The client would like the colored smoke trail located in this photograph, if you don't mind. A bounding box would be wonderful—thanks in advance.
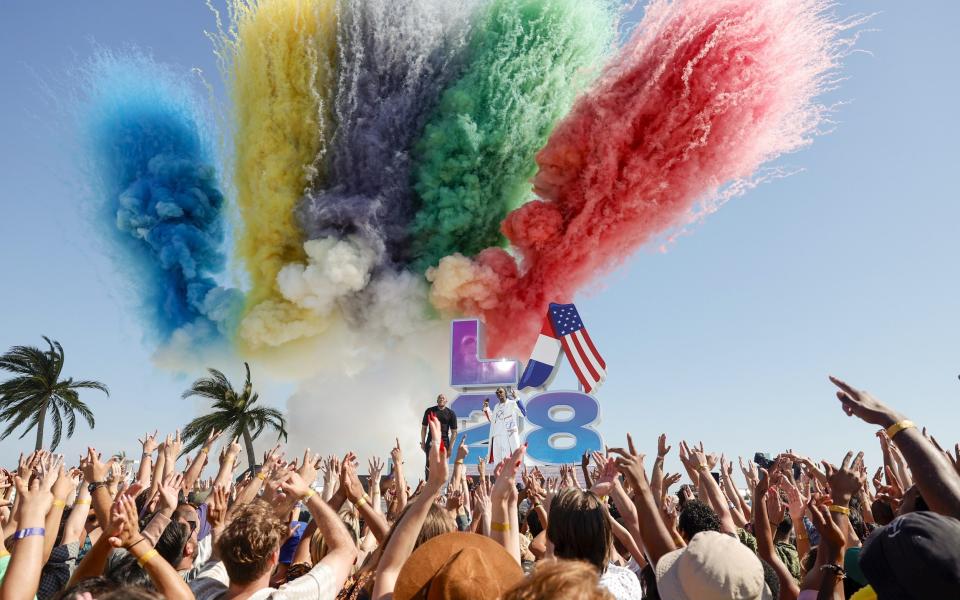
[296,0,479,265]
[273,0,479,344]
[210,0,339,348]
[407,0,615,273]
[429,0,860,356]
[79,50,242,347]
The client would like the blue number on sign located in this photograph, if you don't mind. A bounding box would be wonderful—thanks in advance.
[449,393,491,465]
[524,390,602,464]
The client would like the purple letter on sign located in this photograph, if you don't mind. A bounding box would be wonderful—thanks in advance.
[450,319,519,388]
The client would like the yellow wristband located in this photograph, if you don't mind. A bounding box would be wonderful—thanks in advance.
[301,489,316,501]
[885,420,915,440]
[74,499,91,505]
[354,495,368,508]
[137,548,159,568]
[53,499,66,509]
[491,521,510,532]
[454,460,464,465]
[257,472,267,481]
[828,505,851,516]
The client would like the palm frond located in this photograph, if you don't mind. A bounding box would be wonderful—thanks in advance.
[66,379,110,396]
[49,403,63,450]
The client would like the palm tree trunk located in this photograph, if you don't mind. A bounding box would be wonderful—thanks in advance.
[242,427,257,475]
[35,399,48,451]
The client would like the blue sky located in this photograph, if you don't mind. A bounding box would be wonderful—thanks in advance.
[1,1,958,479]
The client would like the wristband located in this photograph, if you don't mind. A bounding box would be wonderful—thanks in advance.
[491,521,510,532]
[74,498,91,505]
[885,420,915,440]
[301,489,316,501]
[0,551,8,558]
[137,548,159,567]
[820,563,846,579]
[126,537,148,550]
[454,460,464,465]
[354,495,368,508]
[828,505,851,516]
[53,499,66,509]
[256,472,267,481]
[13,527,45,540]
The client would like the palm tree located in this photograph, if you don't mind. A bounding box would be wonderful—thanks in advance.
[0,337,109,450]
[181,362,286,471]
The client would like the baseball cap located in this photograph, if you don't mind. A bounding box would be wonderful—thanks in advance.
[655,531,774,600]
[859,511,960,598]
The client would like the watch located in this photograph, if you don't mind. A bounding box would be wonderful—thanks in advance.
[87,481,107,493]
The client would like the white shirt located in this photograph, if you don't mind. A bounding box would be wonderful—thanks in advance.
[190,559,337,600]
[600,563,643,600]
[490,400,521,438]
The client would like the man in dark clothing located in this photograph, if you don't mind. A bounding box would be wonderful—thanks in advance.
[421,393,458,479]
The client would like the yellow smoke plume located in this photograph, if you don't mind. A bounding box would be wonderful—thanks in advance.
[212,0,338,348]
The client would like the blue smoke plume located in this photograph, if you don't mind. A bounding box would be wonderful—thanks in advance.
[80,50,241,344]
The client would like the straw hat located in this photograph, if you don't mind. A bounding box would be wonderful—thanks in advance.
[395,532,524,600]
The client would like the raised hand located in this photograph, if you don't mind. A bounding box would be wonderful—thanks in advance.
[278,471,313,500]
[662,472,682,494]
[658,434,671,457]
[390,438,403,467]
[157,472,183,513]
[424,413,448,490]
[829,376,904,427]
[51,464,77,503]
[340,454,366,503]
[609,434,648,490]
[297,448,322,484]
[106,495,142,549]
[455,437,469,462]
[80,448,109,483]
[368,457,384,482]
[782,479,808,521]
[139,431,160,455]
[823,451,866,505]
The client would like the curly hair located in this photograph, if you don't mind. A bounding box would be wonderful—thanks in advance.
[677,500,720,541]
[216,499,289,584]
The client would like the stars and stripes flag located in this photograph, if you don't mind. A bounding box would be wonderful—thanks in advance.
[517,302,606,393]
[548,303,606,393]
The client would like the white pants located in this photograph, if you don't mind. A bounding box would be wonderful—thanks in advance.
[488,431,520,465]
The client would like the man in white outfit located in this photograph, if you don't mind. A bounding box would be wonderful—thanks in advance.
[485,387,526,465]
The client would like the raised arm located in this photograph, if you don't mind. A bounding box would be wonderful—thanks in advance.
[341,455,390,542]
[111,494,193,600]
[391,439,407,513]
[137,431,159,487]
[44,460,75,562]
[687,444,737,535]
[182,429,220,492]
[490,445,526,564]
[753,471,800,600]
[830,376,960,518]
[0,467,57,600]
[212,438,241,490]
[281,471,358,591]
[373,414,448,600]
[610,434,678,566]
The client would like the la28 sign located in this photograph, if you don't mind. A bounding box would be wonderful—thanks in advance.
[448,319,602,465]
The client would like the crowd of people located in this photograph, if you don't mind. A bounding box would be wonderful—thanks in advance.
[0,375,958,600]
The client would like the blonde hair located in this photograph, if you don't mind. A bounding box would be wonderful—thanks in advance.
[503,560,614,600]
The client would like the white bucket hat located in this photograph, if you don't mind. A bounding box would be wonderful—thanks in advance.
[655,531,775,600]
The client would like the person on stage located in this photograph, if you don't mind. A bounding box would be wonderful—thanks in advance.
[420,393,457,479]
[487,387,526,465]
